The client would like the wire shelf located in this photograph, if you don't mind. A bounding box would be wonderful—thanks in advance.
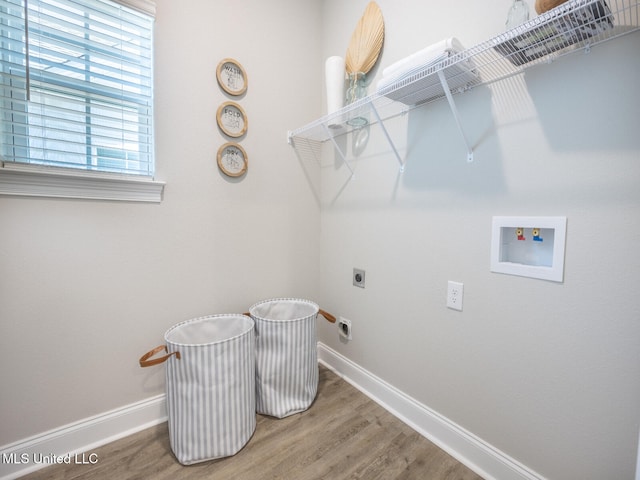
[288,0,639,148]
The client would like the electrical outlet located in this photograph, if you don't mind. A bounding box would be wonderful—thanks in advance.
[447,281,464,311]
[337,317,352,340]
[353,268,365,288]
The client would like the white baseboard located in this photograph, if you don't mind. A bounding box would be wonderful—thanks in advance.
[2,345,546,480]
[0,395,167,480]
[317,342,546,480]
[636,428,640,480]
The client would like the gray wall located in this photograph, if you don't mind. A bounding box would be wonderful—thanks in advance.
[0,0,321,444]
[316,1,640,479]
[1,1,638,479]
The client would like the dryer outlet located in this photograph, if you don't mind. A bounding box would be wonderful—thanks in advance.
[338,317,352,340]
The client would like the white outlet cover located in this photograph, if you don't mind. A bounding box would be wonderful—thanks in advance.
[338,316,352,340]
[447,281,464,311]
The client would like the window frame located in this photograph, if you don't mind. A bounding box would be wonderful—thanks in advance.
[0,0,163,203]
[0,160,164,202]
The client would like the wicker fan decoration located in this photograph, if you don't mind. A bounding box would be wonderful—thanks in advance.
[535,0,569,14]
[345,2,385,77]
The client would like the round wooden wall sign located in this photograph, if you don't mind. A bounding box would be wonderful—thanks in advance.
[217,142,248,177]
[216,101,247,138]
[216,58,247,96]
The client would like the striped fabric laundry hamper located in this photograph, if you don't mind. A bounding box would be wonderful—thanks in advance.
[249,298,334,418]
[139,314,255,465]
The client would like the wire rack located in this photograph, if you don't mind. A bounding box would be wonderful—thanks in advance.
[288,0,639,156]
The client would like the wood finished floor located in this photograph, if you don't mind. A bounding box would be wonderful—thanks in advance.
[21,366,483,480]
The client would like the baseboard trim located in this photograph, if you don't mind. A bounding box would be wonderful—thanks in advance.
[317,342,546,480]
[2,346,545,480]
[0,395,167,480]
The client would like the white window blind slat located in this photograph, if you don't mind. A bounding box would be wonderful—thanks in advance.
[3,93,153,125]
[0,0,154,177]
[28,22,153,70]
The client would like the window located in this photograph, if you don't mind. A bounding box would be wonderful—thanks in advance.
[0,0,163,201]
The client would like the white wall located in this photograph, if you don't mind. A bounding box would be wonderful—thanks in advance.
[316,1,640,479]
[0,0,321,445]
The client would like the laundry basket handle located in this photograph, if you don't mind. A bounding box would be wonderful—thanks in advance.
[139,345,181,367]
[319,309,336,323]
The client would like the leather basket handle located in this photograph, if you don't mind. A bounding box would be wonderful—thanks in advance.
[319,309,336,323]
[139,345,181,367]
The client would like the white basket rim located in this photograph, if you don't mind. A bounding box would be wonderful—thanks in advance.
[248,297,319,323]
[164,313,254,347]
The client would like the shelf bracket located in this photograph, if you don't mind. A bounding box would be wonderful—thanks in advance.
[322,124,354,177]
[437,70,474,163]
[369,104,405,172]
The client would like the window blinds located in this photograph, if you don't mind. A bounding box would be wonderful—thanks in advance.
[0,0,155,176]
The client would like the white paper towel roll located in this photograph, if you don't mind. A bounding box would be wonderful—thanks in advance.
[325,56,345,115]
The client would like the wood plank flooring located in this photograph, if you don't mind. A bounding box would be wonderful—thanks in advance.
[21,366,483,480]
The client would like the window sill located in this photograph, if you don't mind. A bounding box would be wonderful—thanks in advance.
[0,162,165,203]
